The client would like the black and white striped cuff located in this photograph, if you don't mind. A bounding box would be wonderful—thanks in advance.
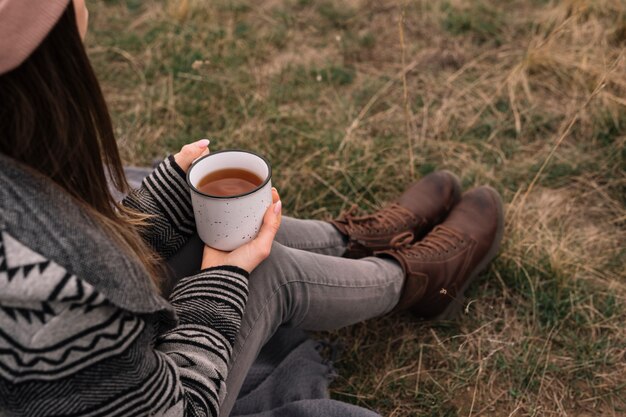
[170,266,250,314]
[142,155,195,235]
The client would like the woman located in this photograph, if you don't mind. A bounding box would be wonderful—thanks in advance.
[0,1,503,416]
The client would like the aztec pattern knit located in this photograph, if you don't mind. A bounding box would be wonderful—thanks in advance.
[0,155,249,417]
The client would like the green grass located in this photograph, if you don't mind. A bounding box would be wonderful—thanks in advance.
[90,0,625,415]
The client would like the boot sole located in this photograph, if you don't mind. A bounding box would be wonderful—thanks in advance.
[432,186,505,321]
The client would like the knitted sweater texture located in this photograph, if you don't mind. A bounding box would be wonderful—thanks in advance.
[0,154,248,417]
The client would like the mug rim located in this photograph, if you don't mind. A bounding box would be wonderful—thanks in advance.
[186,149,272,199]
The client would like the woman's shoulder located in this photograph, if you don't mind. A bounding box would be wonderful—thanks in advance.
[0,154,173,316]
[0,227,153,385]
[0,228,108,310]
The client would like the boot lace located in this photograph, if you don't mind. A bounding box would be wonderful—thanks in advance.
[399,225,466,257]
[390,231,414,248]
[339,203,418,235]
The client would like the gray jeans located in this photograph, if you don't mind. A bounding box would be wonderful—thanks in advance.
[166,216,404,417]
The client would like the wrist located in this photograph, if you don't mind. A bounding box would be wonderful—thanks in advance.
[198,264,250,278]
[167,154,187,179]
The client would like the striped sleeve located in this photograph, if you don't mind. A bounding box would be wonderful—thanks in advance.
[0,230,249,417]
[122,155,195,258]
[157,266,249,416]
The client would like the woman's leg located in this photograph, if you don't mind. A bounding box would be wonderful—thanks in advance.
[164,216,347,294]
[164,214,401,416]
[219,242,404,417]
[273,216,347,256]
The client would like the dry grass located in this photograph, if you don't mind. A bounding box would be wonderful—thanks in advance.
[90,0,625,415]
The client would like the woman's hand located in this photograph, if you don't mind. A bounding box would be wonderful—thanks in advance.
[173,139,210,173]
[201,188,282,273]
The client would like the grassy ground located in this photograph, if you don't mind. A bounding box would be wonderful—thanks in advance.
[90,0,625,415]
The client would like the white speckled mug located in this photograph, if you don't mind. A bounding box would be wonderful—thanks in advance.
[187,150,272,251]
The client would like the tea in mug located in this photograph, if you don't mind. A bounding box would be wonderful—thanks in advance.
[197,168,263,197]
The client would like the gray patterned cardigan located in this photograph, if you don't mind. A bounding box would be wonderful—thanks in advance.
[0,154,248,417]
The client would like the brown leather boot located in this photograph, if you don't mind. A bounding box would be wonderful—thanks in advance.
[378,186,504,319]
[329,171,462,258]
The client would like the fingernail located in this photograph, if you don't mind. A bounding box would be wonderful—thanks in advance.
[197,138,210,148]
[273,200,282,214]
[272,187,277,193]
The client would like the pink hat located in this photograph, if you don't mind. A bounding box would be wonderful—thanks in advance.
[0,0,71,74]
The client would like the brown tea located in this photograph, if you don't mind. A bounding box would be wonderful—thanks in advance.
[197,168,263,196]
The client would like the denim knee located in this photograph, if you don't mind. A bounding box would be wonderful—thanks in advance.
[247,242,309,328]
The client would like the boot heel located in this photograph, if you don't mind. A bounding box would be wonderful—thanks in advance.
[435,293,465,321]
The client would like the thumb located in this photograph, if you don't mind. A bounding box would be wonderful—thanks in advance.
[247,199,282,258]
[174,139,210,172]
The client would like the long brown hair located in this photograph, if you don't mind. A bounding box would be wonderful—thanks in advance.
[0,3,163,289]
